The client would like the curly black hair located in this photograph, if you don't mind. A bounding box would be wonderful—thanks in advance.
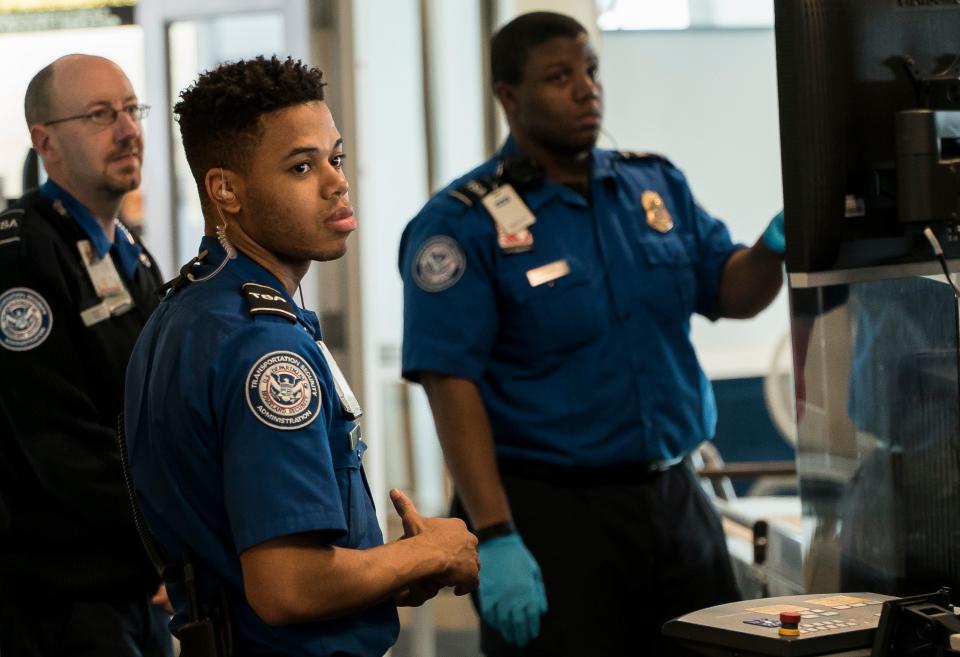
[491,12,586,86]
[174,55,326,205]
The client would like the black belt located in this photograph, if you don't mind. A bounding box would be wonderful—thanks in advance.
[497,455,687,486]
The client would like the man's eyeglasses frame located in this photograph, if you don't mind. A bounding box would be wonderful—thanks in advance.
[42,104,151,127]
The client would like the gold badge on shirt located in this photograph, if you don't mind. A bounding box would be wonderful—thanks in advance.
[642,190,673,233]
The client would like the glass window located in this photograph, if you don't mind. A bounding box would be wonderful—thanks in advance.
[597,0,773,31]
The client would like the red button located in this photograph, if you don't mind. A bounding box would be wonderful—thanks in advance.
[780,612,802,624]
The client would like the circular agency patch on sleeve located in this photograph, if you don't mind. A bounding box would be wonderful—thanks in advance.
[245,350,322,430]
[413,235,466,292]
[0,287,53,352]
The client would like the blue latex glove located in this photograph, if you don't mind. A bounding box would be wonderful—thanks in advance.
[762,209,785,254]
[478,534,548,647]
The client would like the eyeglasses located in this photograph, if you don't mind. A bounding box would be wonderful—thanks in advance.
[43,104,151,127]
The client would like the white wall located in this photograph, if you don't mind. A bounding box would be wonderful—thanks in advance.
[425,1,486,191]
[601,28,787,379]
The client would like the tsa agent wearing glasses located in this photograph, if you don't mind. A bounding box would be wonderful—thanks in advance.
[0,55,170,657]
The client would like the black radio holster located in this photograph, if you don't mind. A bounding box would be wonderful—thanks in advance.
[175,547,233,657]
[117,413,233,657]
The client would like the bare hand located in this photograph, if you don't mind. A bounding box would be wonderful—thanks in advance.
[390,489,479,594]
[395,578,443,607]
[390,488,427,539]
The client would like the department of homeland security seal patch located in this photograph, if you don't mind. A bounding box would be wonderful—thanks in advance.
[246,351,321,430]
[413,235,466,292]
[0,287,52,351]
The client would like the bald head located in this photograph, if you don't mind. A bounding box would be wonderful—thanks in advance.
[26,53,144,214]
[24,54,128,127]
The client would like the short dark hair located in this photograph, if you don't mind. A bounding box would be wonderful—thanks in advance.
[24,61,56,126]
[490,11,587,86]
[174,55,326,204]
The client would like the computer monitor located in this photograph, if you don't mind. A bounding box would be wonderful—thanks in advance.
[775,0,960,273]
[871,588,960,657]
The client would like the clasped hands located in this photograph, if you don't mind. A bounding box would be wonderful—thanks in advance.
[390,489,480,607]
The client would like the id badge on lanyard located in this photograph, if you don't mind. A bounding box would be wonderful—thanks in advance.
[316,340,362,419]
[77,240,133,325]
[482,182,536,254]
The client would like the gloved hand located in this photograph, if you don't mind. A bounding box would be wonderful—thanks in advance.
[478,533,548,647]
[762,209,785,254]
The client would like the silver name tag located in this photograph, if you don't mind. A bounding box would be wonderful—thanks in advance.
[526,259,571,287]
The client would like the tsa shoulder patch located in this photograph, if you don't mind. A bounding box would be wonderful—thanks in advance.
[242,282,296,322]
[245,350,321,430]
[413,235,466,292]
[448,178,494,208]
[0,208,24,247]
[0,287,53,351]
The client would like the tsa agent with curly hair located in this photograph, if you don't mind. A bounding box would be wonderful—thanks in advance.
[124,56,479,657]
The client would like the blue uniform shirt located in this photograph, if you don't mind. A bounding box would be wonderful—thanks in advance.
[125,237,398,656]
[40,179,144,278]
[399,139,742,466]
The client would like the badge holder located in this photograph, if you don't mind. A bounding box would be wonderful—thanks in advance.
[481,182,537,254]
[316,340,365,451]
[77,240,134,325]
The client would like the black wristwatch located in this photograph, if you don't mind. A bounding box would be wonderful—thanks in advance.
[475,520,516,543]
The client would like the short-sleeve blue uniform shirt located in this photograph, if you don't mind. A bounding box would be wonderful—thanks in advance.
[125,237,398,656]
[400,139,742,466]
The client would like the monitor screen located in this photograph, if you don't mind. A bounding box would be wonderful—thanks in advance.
[775,0,960,273]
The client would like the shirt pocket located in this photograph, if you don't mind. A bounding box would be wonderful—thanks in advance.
[501,257,606,355]
[635,234,696,318]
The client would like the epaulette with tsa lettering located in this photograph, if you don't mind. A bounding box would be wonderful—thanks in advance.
[617,150,675,168]
[448,176,496,208]
[447,156,547,208]
[242,282,296,322]
[0,208,24,248]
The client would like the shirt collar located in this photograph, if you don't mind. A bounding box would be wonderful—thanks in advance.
[496,135,612,212]
[197,236,322,337]
[40,179,144,278]
[591,149,618,180]
[497,135,614,179]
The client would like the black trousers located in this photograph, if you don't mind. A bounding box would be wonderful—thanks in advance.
[0,593,172,657]
[456,462,740,657]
